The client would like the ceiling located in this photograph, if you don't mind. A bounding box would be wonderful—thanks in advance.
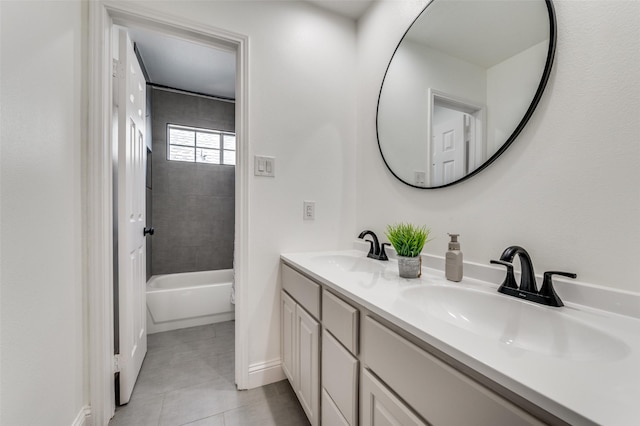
[128,26,237,100]
[406,0,549,68]
[305,0,374,20]
[127,1,372,100]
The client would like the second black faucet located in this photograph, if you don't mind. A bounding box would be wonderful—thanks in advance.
[491,245,576,307]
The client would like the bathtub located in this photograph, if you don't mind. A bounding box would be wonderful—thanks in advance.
[146,269,235,334]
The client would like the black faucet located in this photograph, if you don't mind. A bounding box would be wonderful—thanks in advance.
[491,245,576,307]
[358,230,389,261]
[497,246,537,293]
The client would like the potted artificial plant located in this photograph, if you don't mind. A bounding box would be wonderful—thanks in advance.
[385,223,431,278]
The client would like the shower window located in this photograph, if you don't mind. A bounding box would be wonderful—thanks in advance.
[167,124,236,165]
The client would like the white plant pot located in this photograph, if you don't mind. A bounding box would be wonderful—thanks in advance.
[397,255,422,279]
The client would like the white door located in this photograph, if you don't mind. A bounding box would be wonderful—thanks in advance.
[432,114,466,186]
[116,29,147,405]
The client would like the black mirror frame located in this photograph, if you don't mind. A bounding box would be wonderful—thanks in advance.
[376,0,557,189]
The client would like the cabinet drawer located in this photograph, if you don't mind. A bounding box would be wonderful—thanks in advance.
[322,330,358,425]
[282,264,320,319]
[322,388,350,426]
[362,316,543,426]
[323,290,359,354]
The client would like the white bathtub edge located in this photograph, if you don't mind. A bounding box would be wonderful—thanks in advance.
[147,311,235,334]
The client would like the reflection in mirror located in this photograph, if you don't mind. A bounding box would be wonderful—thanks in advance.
[377,0,556,188]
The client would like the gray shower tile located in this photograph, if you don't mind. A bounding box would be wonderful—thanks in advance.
[167,165,199,196]
[152,245,197,275]
[194,167,235,197]
[194,245,231,271]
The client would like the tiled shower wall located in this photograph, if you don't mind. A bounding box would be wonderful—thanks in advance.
[150,88,235,275]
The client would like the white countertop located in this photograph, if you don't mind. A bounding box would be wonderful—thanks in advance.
[281,249,640,426]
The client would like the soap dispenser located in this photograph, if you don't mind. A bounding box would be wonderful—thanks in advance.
[446,233,463,282]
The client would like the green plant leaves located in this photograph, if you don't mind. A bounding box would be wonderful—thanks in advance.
[385,223,431,258]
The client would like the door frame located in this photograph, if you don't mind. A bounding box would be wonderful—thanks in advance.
[426,88,485,186]
[87,2,250,424]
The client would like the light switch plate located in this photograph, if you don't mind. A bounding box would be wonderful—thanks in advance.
[254,155,275,177]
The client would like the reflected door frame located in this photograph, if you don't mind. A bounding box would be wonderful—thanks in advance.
[426,89,486,187]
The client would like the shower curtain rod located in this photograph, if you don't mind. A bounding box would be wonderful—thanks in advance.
[148,83,236,104]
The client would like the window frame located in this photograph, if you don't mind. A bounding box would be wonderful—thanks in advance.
[166,123,236,165]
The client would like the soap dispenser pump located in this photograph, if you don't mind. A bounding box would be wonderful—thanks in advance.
[446,233,463,282]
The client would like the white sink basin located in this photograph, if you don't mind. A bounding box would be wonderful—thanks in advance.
[308,254,386,273]
[401,285,629,361]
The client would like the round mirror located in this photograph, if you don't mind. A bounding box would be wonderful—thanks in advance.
[377,0,556,188]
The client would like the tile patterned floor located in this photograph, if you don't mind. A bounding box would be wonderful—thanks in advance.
[109,321,310,426]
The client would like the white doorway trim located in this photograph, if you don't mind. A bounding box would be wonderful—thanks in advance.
[87,2,250,424]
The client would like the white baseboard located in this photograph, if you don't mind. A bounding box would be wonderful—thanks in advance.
[72,406,92,426]
[247,358,286,389]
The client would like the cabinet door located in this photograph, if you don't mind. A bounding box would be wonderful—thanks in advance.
[296,305,320,426]
[323,388,350,426]
[361,369,427,426]
[322,330,358,425]
[281,291,296,385]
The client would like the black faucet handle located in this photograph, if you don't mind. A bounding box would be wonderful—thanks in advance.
[490,259,518,290]
[539,271,576,307]
[363,239,375,256]
[378,243,390,261]
[543,271,577,280]
[491,259,512,268]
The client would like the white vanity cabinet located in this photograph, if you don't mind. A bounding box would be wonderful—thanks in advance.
[281,265,321,426]
[281,260,551,426]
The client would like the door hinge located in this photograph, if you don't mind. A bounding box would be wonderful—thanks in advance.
[113,354,122,373]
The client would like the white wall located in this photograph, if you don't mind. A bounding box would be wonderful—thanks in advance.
[486,40,549,153]
[1,0,356,422]
[0,1,87,425]
[125,0,357,384]
[357,0,640,293]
